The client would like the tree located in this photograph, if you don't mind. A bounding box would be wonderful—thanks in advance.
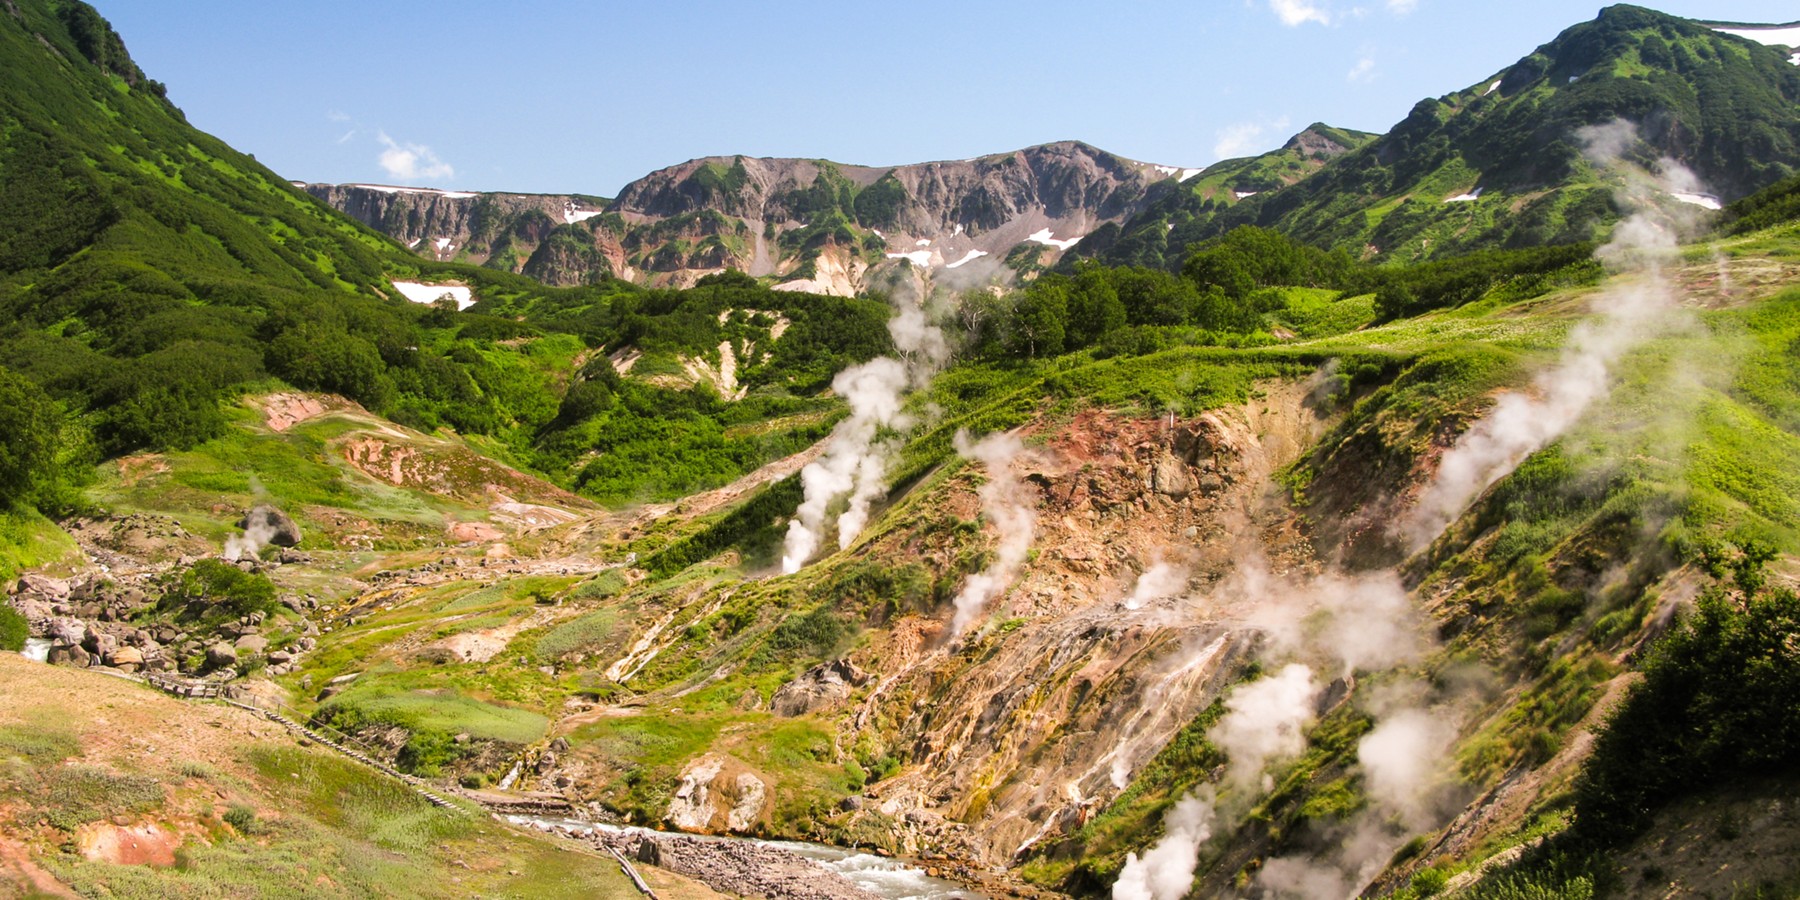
[1011,281,1069,358]
[0,367,62,509]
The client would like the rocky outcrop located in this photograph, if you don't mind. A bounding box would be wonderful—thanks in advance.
[665,753,770,834]
[298,184,609,262]
[770,659,870,717]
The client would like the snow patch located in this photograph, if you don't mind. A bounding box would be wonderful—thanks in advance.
[1026,228,1082,251]
[1154,165,1178,177]
[1179,168,1203,182]
[563,202,604,224]
[391,281,475,311]
[1568,75,1578,83]
[915,238,932,247]
[1485,79,1502,95]
[1711,24,1800,48]
[1669,191,1722,211]
[945,249,989,269]
[886,250,934,267]
[350,184,477,199]
[407,238,422,249]
[953,223,964,236]
[434,237,453,252]
[1233,191,1259,200]
[1445,188,1483,203]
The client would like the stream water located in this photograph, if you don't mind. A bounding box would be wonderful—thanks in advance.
[20,638,50,663]
[506,815,982,900]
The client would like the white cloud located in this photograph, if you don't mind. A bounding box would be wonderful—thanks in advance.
[336,129,356,145]
[377,132,454,183]
[1386,0,1418,12]
[326,109,351,123]
[1268,0,1331,26]
[1348,57,1376,82]
[1214,116,1290,160]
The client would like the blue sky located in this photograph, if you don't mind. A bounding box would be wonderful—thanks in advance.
[92,1,1799,196]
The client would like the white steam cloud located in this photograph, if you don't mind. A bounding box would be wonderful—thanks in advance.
[1110,546,1446,899]
[1357,707,1459,830]
[1213,663,1321,788]
[1255,703,1460,899]
[782,358,912,572]
[1125,561,1189,611]
[781,285,950,573]
[1112,790,1218,900]
[947,430,1038,636]
[224,517,277,563]
[1401,120,1701,549]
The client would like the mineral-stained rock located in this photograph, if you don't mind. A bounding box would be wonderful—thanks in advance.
[1150,451,1193,498]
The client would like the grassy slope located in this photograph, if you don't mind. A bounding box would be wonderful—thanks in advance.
[0,654,721,899]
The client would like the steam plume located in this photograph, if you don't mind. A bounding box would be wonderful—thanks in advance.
[782,284,949,573]
[1125,561,1189,611]
[1112,789,1217,900]
[224,517,277,562]
[948,430,1037,636]
[1402,120,1702,549]
[1213,663,1322,789]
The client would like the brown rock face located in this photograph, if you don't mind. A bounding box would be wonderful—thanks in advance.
[307,141,1190,294]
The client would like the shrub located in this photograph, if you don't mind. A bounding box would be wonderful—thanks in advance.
[0,605,27,651]
[154,559,279,624]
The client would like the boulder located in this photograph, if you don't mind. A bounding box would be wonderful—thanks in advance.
[205,642,238,670]
[16,574,69,600]
[49,643,90,668]
[1150,451,1192,498]
[234,634,269,655]
[108,646,145,671]
[48,619,86,647]
[235,504,303,548]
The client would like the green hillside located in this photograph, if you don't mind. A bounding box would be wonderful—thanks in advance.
[4,2,1800,899]
[1080,4,1800,270]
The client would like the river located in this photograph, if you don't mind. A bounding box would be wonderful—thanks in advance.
[506,815,982,900]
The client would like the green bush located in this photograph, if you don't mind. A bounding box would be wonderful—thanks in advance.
[0,604,27,652]
[1573,546,1800,842]
[153,558,279,624]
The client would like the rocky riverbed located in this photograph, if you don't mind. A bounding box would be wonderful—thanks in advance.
[512,816,981,900]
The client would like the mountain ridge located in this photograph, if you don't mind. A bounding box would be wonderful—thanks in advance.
[308,139,1201,294]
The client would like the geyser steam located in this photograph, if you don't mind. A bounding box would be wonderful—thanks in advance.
[781,284,949,573]
[1402,120,1705,549]
[947,430,1037,636]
